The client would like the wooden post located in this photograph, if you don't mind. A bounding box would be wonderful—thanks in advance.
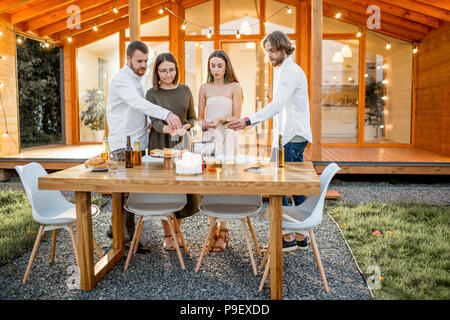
[129,0,141,41]
[310,0,322,161]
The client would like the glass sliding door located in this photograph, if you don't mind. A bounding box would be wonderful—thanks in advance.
[322,39,359,144]
[221,42,270,160]
[365,31,413,144]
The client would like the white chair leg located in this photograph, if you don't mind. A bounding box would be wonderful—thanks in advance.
[241,218,257,276]
[167,216,185,270]
[68,225,79,268]
[261,242,270,269]
[133,218,145,254]
[247,216,261,256]
[172,213,189,254]
[51,229,58,263]
[93,238,103,259]
[195,217,217,272]
[309,229,329,293]
[258,255,270,291]
[124,215,143,271]
[22,225,45,284]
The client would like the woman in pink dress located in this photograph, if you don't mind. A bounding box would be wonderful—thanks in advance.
[198,50,243,252]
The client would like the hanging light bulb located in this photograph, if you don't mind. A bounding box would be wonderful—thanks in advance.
[159,7,165,14]
[181,21,186,30]
[207,29,212,38]
[332,51,344,63]
[356,31,362,37]
[340,45,352,57]
[413,45,418,54]
[67,36,73,43]
[0,56,6,61]
[44,41,50,48]
[17,37,23,44]
[236,30,241,39]
[335,12,342,19]
[112,6,118,14]
[93,24,98,32]
[386,41,391,50]
[286,6,292,14]
[264,21,269,27]
[0,31,3,36]
[2,132,8,138]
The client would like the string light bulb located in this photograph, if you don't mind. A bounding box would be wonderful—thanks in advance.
[181,21,186,30]
[159,7,165,14]
[112,6,118,14]
[17,37,22,44]
[286,6,292,14]
[67,36,73,43]
[93,24,98,32]
[0,56,6,61]
[356,31,362,37]
[44,41,50,48]
[413,45,418,54]
[0,31,3,36]
[236,30,241,39]
[207,29,212,39]
[335,12,342,19]
[386,41,391,50]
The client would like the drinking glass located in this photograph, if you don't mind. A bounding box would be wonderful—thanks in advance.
[108,152,118,174]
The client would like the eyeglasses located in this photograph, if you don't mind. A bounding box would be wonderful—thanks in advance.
[158,68,177,74]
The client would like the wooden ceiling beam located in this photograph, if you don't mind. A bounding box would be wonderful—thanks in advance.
[180,0,212,9]
[323,3,423,42]
[52,0,162,42]
[414,0,450,12]
[378,0,450,22]
[23,0,112,32]
[325,0,429,34]
[11,0,74,24]
[37,0,129,37]
[0,0,32,15]
[341,0,440,29]
[68,1,171,47]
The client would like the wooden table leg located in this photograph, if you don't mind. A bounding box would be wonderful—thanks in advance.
[112,193,125,250]
[269,195,283,300]
[75,191,95,291]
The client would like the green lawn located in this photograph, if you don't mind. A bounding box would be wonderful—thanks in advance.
[327,201,450,300]
[0,189,108,266]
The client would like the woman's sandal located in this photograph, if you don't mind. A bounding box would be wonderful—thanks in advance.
[163,235,176,251]
[212,228,230,253]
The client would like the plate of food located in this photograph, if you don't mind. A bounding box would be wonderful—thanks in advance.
[84,154,108,171]
[149,148,184,158]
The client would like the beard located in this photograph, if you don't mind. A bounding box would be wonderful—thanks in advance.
[271,53,286,67]
[130,63,146,76]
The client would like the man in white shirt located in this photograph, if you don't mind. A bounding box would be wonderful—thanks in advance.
[228,31,312,252]
[106,40,182,252]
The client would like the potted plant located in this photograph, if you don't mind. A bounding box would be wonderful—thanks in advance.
[365,79,385,139]
[81,88,106,141]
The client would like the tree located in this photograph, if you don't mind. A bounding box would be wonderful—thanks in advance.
[17,38,61,148]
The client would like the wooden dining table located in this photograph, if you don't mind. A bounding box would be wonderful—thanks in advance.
[38,160,320,300]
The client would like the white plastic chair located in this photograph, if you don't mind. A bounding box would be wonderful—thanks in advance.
[123,193,188,270]
[195,195,263,275]
[258,163,341,292]
[15,162,103,284]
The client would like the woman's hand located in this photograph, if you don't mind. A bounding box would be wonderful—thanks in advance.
[162,125,174,134]
[183,123,192,130]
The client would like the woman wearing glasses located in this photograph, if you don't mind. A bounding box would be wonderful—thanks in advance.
[146,52,198,251]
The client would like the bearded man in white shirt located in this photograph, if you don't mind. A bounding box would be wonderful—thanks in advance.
[228,31,312,252]
[106,40,182,252]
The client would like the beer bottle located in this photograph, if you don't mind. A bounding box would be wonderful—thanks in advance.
[133,141,142,166]
[278,135,285,167]
[125,136,133,168]
[102,139,110,161]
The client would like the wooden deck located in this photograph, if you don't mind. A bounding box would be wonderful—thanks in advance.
[1,144,449,175]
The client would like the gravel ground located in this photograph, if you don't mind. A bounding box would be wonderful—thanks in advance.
[0,175,448,300]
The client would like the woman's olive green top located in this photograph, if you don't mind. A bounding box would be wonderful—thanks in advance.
[146,84,199,219]
[146,84,196,151]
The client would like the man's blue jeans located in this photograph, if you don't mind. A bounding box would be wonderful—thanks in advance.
[282,141,308,206]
